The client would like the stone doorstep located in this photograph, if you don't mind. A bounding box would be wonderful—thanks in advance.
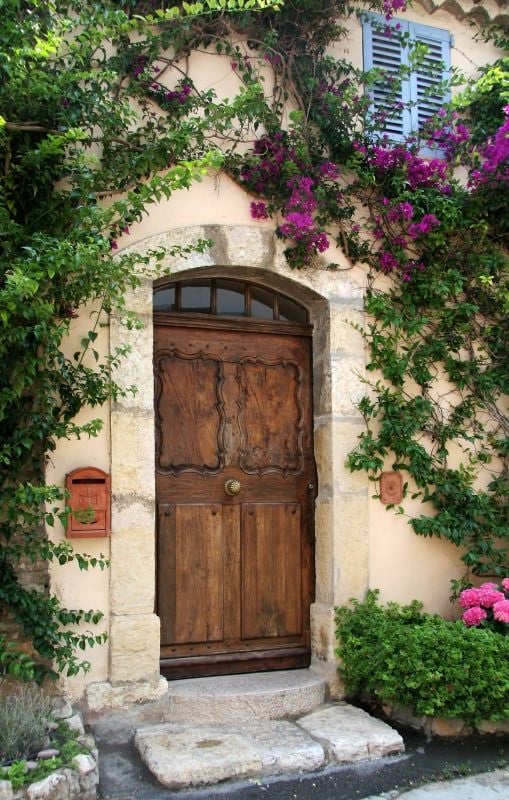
[134,703,405,790]
[164,668,327,724]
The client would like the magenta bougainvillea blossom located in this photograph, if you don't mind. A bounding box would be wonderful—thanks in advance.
[459,581,509,633]
[280,211,314,232]
[320,161,340,178]
[130,56,193,104]
[357,141,452,193]
[279,217,330,252]
[163,83,192,104]
[242,137,333,265]
[246,130,455,274]
[469,105,509,188]
[263,51,283,69]
[130,54,148,78]
[243,32,509,279]
[407,213,441,240]
[378,251,399,272]
[242,133,303,195]
[286,176,317,215]
[386,201,414,222]
[250,201,269,220]
[245,111,506,275]
[278,176,330,256]
[425,119,471,161]
[382,0,407,21]
[423,107,509,192]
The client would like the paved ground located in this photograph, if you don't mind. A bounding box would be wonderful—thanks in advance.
[92,713,509,800]
[366,769,509,799]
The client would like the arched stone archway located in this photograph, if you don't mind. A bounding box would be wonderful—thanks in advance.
[102,225,368,702]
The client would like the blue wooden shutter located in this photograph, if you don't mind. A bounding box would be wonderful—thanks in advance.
[409,22,451,133]
[363,15,411,139]
[363,16,451,140]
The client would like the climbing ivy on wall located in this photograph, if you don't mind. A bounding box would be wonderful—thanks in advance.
[344,59,509,583]
[1,0,507,681]
[0,0,281,682]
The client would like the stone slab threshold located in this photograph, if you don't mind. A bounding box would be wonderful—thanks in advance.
[165,668,327,724]
[134,703,405,790]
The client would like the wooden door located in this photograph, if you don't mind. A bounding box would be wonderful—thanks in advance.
[154,315,315,678]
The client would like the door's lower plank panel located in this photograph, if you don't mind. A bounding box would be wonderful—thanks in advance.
[160,633,307,659]
[158,503,241,647]
[160,646,310,679]
[242,502,302,639]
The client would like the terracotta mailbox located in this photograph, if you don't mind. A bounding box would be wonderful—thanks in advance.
[65,467,111,538]
[380,471,403,505]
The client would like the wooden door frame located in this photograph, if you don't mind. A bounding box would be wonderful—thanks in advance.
[104,225,369,703]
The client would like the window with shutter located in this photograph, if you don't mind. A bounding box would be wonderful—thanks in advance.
[363,15,451,142]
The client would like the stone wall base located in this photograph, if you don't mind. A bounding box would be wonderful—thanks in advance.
[84,677,167,717]
[380,702,509,737]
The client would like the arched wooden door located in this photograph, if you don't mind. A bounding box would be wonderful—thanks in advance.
[154,279,316,678]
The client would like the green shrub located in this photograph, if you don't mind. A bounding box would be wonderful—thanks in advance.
[335,591,509,724]
[0,685,53,762]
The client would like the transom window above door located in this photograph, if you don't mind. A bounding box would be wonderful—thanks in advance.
[153,278,308,323]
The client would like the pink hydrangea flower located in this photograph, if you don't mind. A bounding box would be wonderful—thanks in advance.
[459,587,482,609]
[460,580,509,630]
[478,587,505,608]
[493,599,509,623]
[462,606,487,627]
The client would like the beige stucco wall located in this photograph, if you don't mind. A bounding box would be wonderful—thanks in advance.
[45,7,503,701]
[45,310,111,698]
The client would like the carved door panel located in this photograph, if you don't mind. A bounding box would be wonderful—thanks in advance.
[154,317,315,678]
